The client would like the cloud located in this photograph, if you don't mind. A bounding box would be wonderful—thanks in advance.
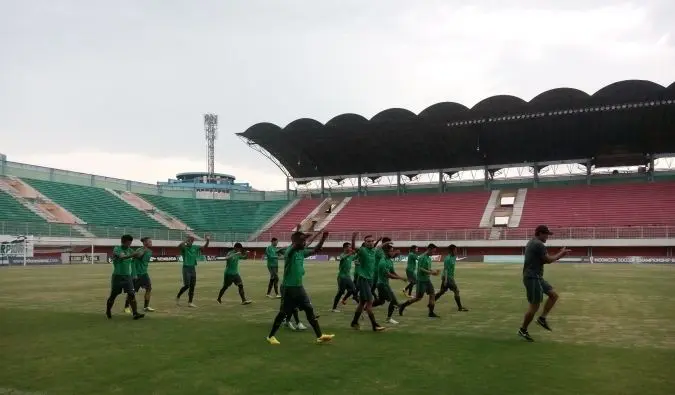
[1,0,673,189]
[10,152,288,191]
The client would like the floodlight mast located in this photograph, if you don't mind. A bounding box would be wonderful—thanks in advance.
[204,113,218,181]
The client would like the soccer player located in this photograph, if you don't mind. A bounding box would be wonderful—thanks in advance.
[280,230,322,331]
[434,244,469,312]
[217,243,253,305]
[106,234,145,320]
[350,233,386,332]
[518,225,570,342]
[176,235,210,307]
[403,245,419,297]
[371,237,391,299]
[265,237,283,298]
[124,236,154,313]
[266,231,334,345]
[372,244,407,324]
[398,244,440,318]
[331,242,358,312]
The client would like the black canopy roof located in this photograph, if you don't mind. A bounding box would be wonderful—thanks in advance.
[238,80,675,180]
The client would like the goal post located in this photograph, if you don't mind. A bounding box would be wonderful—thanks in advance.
[0,235,34,266]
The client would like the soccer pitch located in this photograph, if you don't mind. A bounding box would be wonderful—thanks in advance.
[1,261,674,395]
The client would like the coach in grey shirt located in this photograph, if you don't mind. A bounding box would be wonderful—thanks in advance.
[517,225,570,342]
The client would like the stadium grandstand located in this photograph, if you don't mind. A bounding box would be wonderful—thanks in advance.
[1,79,675,264]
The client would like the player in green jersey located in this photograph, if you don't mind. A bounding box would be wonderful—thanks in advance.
[434,245,469,312]
[265,238,283,298]
[217,242,253,305]
[403,245,419,297]
[349,233,386,332]
[176,235,210,307]
[266,231,333,345]
[371,237,391,299]
[331,242,358,312]
[106,234,146,320]
[372,244,407,324]
[398,244,440,318]
[124,237,154,313]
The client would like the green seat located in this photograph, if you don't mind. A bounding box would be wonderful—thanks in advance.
[23,179,169,237]
[141,194,289,237]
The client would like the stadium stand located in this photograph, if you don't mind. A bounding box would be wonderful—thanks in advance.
[0,190,43,223]
[0,190,75,237]
[263,198,321,234]
[140,194,289,236]
[519,182,675,228]
[23,179,168,236]
[320,192,490,231]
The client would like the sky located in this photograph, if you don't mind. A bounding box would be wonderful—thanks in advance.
[1,0,674,191]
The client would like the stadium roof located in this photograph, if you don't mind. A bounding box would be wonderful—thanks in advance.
[238,80,675,181]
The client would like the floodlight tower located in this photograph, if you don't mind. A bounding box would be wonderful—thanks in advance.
[204,113,218,181]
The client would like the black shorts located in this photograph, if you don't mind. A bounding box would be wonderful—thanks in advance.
[357,277,374,302]
[523,277,553,304]
[376,283,398,305]
[134,274,152,291]
[338,276,356,292]
[406,270,417,283]
[267,266,279,280]
[279,286,312,314]
[442,277,458,293]
[223,273,243,287]
[182,266,196,286]
[111,274,135,296]
[416,280,435,298]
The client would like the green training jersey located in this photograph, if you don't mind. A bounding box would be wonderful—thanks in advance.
[417,254,432,282]
[265,245,279,268]
[112,245,134,276]
[443,255,456,279]
[225,252,242,275]
[377,257,394,285]
[355,247,376,280]
[338,253,353,278]
[132,248,152,276]
[283,247,311,287]
[180,245,201,267]
[406,252,418,272]
[373,247,385,280]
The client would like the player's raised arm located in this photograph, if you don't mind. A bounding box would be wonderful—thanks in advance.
[202,235,210,249]
[351,232,358,250]
[304,232,329,257]
[544,247,570,264]
[305,231,321,247]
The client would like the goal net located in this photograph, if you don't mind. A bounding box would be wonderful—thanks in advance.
[0,235,35,265]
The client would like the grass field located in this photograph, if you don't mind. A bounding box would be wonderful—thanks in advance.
[1,261,674,395]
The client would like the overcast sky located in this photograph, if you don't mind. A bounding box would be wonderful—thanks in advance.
[1,0,673,190]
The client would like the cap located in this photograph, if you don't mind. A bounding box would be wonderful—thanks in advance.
[535,225,553,235]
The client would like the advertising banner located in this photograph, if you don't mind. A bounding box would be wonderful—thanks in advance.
[585,256,675,264]
[8,255,62,265]
[63,253,108,264]
[306,255,329,261]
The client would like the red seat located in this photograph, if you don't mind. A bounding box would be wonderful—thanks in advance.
[520,182,675,229]
[326,192,490,232]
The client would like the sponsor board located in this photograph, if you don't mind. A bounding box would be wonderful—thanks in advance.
[396,255,443,262]
[484,255,524,263]
[306,255,329,261]
[62,253,108,264]
[585,256,675,264]
[7,255,62,265]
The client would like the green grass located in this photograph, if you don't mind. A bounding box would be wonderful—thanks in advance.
[1,262,674,395]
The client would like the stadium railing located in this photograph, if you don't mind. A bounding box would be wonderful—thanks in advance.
[256,226,675,242]
[0,221,249,242]
[2,221,673,242]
